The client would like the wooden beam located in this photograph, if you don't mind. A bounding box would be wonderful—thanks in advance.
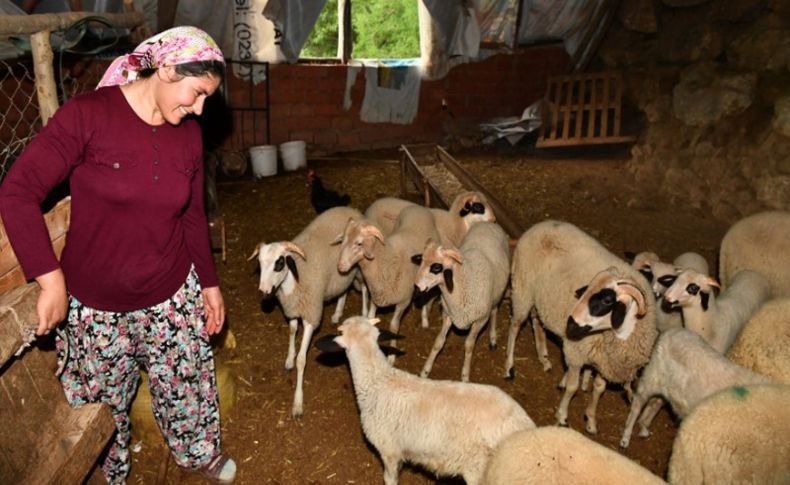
[0,283,39,368]
[30,30,58,125]
[0,11,144,35]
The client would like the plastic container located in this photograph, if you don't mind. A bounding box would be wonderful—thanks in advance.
[249,145,278,178]
[280,140,307,171]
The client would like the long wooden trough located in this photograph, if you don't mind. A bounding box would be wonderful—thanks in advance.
[399,143,524,241]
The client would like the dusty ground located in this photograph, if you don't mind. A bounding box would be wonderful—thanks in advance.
[127,142,729,484]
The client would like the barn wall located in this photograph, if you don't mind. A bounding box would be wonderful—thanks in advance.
[601,0,790,222]
[224,45,569,156]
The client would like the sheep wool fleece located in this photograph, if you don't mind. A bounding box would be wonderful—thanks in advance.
[56,268,221,484]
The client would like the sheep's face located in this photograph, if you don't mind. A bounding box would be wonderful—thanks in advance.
[335,316,381,349]
[337,219,384,273]
[452,192,496,229]
[630,251,660,283]
[566,268,648,341]
[662,269,719,311]
[252,241,305,297]
[648,260,679,299]
[414,240,462,294]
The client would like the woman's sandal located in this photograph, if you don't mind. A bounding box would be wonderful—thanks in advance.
[196,454,237,484]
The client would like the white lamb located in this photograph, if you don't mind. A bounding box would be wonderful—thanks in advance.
[719,210,790,298]
[365,192,496,246]
[248,205,363,418]
[668,383,790,485]
[414,221,510,382]
[483,426,666,485]
[619,327,772,449]
[314,316,536,485]
[337,205,440,355]
[726,297,790,384]
[507,220,658,434]
[629,250,710,331]
[663,268,770,354]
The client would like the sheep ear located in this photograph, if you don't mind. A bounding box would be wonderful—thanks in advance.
[380,346,406,358]
[283,241,306,260]
[707,277,721,295]
[611,301,627,329]
[313,334,343,353]
[285,256,299,282]
[639,269,654,283]
[362,224,385,244]
[330,233,344,245]
[444,247,463,265]
[617,281,647,317]
[574,285,588,299]
[368,317,381,326]
[378,329,404,341]
[247,244,261,261]
[700,291,710,311]
[443,268,454,293]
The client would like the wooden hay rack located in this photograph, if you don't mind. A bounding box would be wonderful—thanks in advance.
[536,71,636,148]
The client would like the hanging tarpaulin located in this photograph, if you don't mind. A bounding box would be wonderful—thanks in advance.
[232,0,285,83]
[261,0,326,63]
[478,0,519,47]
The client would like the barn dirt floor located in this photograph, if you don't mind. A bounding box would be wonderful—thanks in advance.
[125,142,730,484]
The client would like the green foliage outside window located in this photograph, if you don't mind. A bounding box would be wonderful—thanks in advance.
[301,0,420,59]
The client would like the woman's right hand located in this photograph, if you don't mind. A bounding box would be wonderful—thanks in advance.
[34,268,68,336]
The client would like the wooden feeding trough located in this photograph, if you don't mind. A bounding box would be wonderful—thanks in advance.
[0,197,116,484]
[399,143,524,244]
[536,71,636,148]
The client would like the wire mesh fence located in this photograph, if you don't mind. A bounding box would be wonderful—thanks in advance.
[0,53,102,183]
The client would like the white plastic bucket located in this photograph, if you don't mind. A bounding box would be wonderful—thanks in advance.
[280,140,307,171]
[249,145,277,178]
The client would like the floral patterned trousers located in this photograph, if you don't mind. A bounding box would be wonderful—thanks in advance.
[56,268,222,484]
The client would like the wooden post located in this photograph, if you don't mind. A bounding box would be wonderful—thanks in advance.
[30,30,59,125]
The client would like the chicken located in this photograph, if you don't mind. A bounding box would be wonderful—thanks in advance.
[307,168,351,214]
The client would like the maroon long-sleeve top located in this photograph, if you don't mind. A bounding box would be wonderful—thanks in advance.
[0,86,219,312]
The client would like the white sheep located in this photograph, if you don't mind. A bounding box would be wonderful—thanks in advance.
[668,383,790,485]
[414,221,510,382]
[663,268,770,354]
[482,426,667,485]
[719,210,790,298]
[619,327,771,449]
[248,205,364,418]
[508,220,658,434]
[314,316,536,485]
[726,298,790,384]
[364,197,416,236]
[337,205,440,355]
[365,192,496,246]
[629,250,710,332]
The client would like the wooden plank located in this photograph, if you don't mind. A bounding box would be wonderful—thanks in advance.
[574,78,586,141]
[602,73,611,137]
[548,79,560,140]
[536,135,636,148]
[25,403,115,485]
[587,76,598,139]
[561,78,574,141]
[614,72,624,136]
[0,11,144,35]
[0,284,39,368]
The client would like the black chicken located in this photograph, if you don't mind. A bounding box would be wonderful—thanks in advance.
[307,169,351,214]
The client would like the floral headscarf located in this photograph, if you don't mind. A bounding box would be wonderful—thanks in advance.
[97,26,225,89]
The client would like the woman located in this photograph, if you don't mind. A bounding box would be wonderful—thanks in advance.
[0,26,235,484]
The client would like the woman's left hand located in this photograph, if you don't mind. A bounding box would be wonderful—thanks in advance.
[202,286,226,335]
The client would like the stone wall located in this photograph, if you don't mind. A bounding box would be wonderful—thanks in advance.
[597,0,790,222]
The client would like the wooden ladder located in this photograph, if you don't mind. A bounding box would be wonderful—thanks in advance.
[536,71,636,148]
